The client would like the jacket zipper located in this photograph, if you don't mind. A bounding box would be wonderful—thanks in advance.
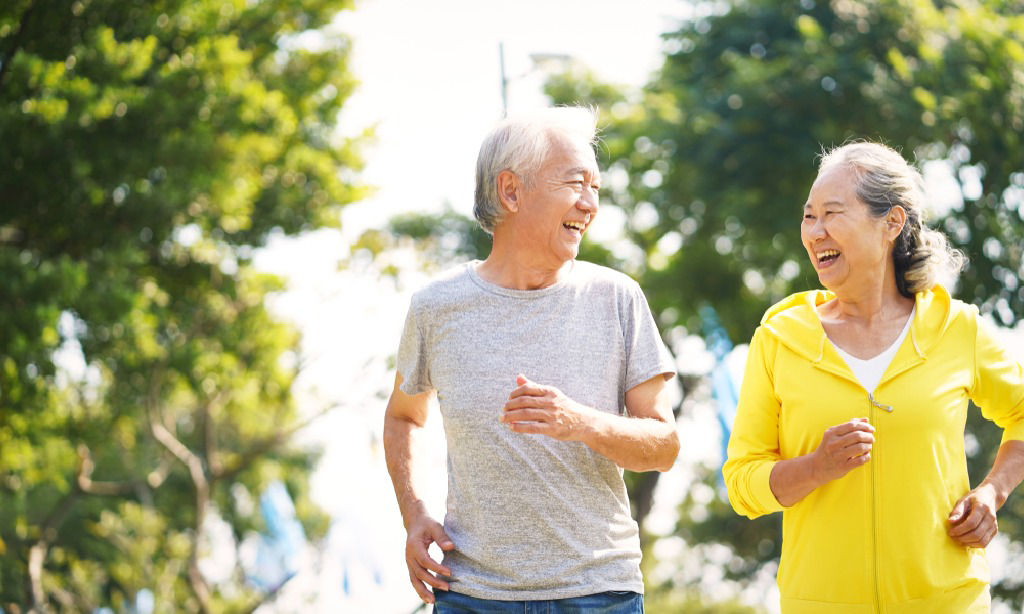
[868,393,891,614]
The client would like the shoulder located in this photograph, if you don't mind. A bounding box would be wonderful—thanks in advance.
[914,284,979,335]
[570,260,643,293]
[759,290,829,327]
[408,262,478,312]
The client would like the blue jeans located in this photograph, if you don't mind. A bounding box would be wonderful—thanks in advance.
[432,589,643,613]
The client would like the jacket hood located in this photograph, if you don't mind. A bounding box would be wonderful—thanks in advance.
[760,285,955,364]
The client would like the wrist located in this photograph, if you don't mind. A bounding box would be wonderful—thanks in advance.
[570,402,602,444]
[807,448,825,488]
[401,499,429,530]
[979,479,1008,510]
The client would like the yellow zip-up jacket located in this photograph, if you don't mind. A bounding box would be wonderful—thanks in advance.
[724,285,1024,614]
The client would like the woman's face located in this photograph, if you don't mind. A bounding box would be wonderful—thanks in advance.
[801,165,901,295]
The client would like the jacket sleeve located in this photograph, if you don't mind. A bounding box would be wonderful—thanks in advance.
[723,326,789,519]
[970,313,1024,445]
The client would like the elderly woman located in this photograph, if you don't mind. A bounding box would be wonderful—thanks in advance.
[724,142,1024,613]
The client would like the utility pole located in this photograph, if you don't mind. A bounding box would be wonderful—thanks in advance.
[499,41,509,118]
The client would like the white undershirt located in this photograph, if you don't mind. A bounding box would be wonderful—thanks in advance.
[831,306,916,394]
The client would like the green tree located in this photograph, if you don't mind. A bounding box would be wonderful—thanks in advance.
[0,0,364,611]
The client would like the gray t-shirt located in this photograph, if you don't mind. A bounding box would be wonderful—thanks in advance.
[397,260,676,600]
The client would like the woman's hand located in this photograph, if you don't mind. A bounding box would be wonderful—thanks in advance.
[810,418,875,484]
[948,484,1000,548]
[770,418,875,507]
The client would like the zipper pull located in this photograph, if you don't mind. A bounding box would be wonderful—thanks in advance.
[869,393,894,413]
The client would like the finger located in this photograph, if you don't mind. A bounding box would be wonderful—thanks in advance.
[948,497,969,524]
[830,420,875,436]
[517,373,529,386]
[981,524,999,547]
[502,409,548,423]
[965,520,996,547]
[838,430,875,445]
[432,526,456,552]
[408,570,434,604]
[952,528,990,548]
[414,566,450,591]
[410,542,451,576]
[508,420,551,435]
[508,382,550,400]
[840,442,873,460]
[949,503,984,536]
[503,397,552,412]
[845,452,870,468]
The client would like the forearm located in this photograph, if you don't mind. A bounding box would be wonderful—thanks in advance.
[768,452,822,507]
[578,408,679,472]
[383,413,429,528]
[980,439,1024,509]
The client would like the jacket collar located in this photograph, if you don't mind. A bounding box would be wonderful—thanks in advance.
[760,285,953,385]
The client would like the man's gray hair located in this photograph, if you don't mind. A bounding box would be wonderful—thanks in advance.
[474,106,598,234]
[818,141,966,297]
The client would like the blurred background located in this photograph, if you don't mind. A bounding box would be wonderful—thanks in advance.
[2,0,1024,612]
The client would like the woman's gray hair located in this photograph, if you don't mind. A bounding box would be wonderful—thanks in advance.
[474,106,598,234]
[818,142,966,297]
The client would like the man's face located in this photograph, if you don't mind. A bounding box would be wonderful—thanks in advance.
[515,135,601,266]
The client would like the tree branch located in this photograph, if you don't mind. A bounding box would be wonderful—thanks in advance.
[147,398,212,613]
[214,403,334,483]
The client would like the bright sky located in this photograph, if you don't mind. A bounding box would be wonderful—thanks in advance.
[332,0,691,242]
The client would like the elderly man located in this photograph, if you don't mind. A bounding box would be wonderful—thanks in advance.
[383,106,679,613]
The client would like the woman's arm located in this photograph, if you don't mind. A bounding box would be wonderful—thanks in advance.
[769,418,875,506]
[948,439,1024,548]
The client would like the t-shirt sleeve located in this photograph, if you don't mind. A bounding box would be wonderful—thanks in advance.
[623,281,676,392]
[396,299,432,396]
[969,311,1024,445]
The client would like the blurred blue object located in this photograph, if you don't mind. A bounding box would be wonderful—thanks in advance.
[247,480,307,591]
[700,305,739,485]
[129,588,153,614]
[335,507,385,596]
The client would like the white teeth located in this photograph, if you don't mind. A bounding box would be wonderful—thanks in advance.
[563,222,585,232]
[817,249,840,262]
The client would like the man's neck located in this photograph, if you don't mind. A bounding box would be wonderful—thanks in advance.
[476,237,573,290]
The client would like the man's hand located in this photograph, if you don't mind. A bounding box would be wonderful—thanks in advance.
[500,374,593,440]
[948,483,1000,548]
[404,512,456,604]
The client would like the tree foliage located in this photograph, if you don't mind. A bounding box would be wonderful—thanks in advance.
[0,0,363,611]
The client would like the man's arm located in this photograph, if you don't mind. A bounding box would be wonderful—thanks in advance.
[501,373,679,472]
[383,372,453,605]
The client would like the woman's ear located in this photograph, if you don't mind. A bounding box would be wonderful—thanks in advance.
[887,205,908,241]
[496,170,520,213]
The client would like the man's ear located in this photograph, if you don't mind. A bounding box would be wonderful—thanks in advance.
[887,205,907,240]
[496,170,520,213]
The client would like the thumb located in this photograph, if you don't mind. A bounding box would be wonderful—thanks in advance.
[949,496,970,523]
[432,523,455,550]
[517,373,528,386]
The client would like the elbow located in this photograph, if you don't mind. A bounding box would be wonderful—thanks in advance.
[629,428,679,473]
[656,429,681,472]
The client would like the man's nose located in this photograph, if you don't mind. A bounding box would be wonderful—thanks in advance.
[578,187,599,213]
